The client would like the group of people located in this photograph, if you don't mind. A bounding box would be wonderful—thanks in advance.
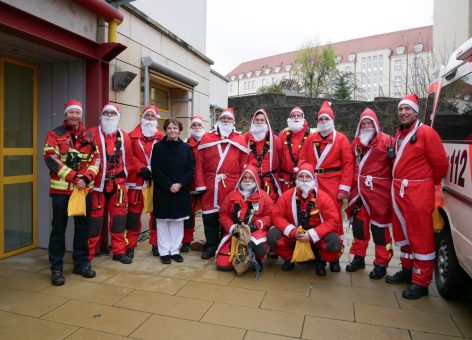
[45,93,448,300]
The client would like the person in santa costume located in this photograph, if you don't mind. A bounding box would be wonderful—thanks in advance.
[44,100,100,285]
[344,108,395,279]
[215,165,273,271]
[125,105,164,259]
[278,107,313,192]
[267,164,343,275]
[88,103,139,264]
[386,94,448,299]
[298,100,354,272]
[245,109,282,202]
[182,115,206,252]
[194,108,248,259]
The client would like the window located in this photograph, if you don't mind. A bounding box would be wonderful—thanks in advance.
[150,85,170,112]
[255,70,261,77]
[272,77,276,84]
[345,66,352,73]
[414,43,424,53]
[264,68,271,75]
[238,73,244,80]
[285,64,292,72]
[335,56,342,64]
[230,75,236,81]
[246,72,253,78]
[412,74,421,85]
[433,72,472,141]
[229,84,234,92]
[394,60,402,71]
[251,80,256,89]
[348,53,356,62]
[396,46,405,55]
[275,66,282,73]
[413,56,422,68]
[243,82,247,90]
[394,76,402,87]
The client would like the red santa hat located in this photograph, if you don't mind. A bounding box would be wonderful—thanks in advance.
[318,100,334,120]
[101,103,120,117]
[398,93,419,113]
[220,108,236,121]
[142,105,160,118]
[190,116,204,126]
[290,106,304,118]
[297,163,315,180]
[64,99,83,115]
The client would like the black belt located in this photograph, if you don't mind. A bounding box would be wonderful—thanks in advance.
[314,167,341,174]
[106,171,126,181]
[260,170,276,178]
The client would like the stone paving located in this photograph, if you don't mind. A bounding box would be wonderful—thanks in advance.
[1,219,471,339]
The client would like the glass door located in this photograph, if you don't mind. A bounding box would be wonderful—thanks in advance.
[0,58,37,258]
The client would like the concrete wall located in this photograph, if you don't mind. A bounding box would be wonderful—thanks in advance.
[2,0,97,41]
[210,69,229,109]
[112,5,211,137]
[132,0,207,54]
[433,0,472,65]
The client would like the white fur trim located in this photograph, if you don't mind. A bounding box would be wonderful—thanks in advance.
[101,104,120,116]
[398,99,419,113]
[298,169,314,180]
[255,220,264,230]
[307,228,320,243]
[64,105,82,115]
[283,224,296,237]
[318,113,332,120]
[339,184,350,192]
[220,110,235,120]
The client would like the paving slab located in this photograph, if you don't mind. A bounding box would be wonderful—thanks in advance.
[159,265,235,285]
[230,273,311,296]
[0,267,51,292]
[244,330,299,340]
[96,258,167,275]
[409,331,466,340]
[451,315,472,338]
[0,287,68,317]
[103,271,188,294]
[130,314,245,340]
[66,328,132,340]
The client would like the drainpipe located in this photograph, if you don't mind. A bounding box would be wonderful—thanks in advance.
[74,0,124,43]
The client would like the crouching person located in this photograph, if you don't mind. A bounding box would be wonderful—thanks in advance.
[267,164,343,276]
[216,165,274,272]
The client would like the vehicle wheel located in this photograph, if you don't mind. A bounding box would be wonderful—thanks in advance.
[434,227,464,299]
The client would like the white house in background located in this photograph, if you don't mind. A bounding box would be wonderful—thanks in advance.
[227,26,434,100]
[209,69,229,126]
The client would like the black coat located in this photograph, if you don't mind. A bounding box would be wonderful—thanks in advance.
[151,137,195,219]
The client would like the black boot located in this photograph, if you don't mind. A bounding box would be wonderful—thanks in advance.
[112,254,133,264]
[201,247,216,259]
[72,262,96,278]
[345,255,365,272]
[51,270,65,286]
[385,268,412,284]
[315,259,327,276]
[282,260,295,271]
[180,243,191,253]
[152,246,160,257]
[329,259,341,272]
[126,248,135,259]
[369,264,387,280]
[402,283,429,300]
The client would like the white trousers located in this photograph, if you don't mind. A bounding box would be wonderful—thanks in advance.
[155,219,184,256]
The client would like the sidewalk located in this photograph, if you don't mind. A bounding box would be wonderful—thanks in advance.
[1,220,471,339]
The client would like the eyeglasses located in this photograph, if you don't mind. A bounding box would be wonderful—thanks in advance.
[102,111,118,117]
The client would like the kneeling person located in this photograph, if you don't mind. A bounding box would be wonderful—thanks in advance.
[268,164,343,276]
[216,165,274,271]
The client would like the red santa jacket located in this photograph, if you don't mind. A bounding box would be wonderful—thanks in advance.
[219,166,273,233]
[127,124,164,189]
[195,129,248,213]
[393,119,448,185]
[299,129,354,197]
[345,109,394,226]
[90,126,137,192]
[272,187,339,244]
[186,136,200,192]
[278,121,312,174]
[43,121,100,195]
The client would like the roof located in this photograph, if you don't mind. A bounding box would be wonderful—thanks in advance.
[226,26,433,78]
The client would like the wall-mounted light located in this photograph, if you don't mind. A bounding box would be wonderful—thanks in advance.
[112,71,137,91]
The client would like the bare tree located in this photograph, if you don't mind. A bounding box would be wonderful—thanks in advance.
[293,41,337,97]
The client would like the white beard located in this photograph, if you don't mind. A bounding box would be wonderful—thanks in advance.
[317,120,334,137]
[190,128,205,142]
[250,123,269,141]
[359,128,376,146]
[217,122,234,138]
[239,182,257,198]
[141,118,158,138]
[287,118,304,133]
[101,116,119,135]
[296,179,316,198]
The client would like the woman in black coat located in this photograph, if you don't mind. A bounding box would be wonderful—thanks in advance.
[151,119,195,264]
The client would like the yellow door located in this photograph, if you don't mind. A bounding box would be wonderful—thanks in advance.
[0,58,37,258]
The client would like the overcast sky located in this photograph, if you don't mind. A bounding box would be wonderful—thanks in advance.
[206,0,434,75]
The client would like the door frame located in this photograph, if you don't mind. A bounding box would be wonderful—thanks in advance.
[0,57,38,258]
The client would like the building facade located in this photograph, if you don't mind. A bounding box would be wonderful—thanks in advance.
[0,0,218,257]
[227,26,434,100]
